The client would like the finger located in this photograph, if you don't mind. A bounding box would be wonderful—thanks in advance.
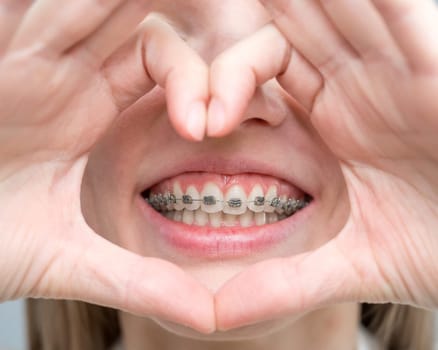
[71,3,153,65]
[0,0,33,54]
[38,230,215,334]
[103,18,208,141]
[259,0,357,77]
[370,0,438,73]
[207,24,290,137]
[215,231,385,330]
[9,0,149,55]
[277,49,324,113]
[318,0,402,61]
[207,24,323,137]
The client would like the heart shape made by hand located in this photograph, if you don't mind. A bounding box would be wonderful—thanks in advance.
[1,0,438,336]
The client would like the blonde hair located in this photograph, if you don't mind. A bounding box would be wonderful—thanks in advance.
[27,300,119,350]
[27,300,435,350]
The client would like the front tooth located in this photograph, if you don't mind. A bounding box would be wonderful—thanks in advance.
[223,214,238,227]
[209,212,222,228]
[224,185,247,215]
[248,185,265,213]
[182,209,194,225]
[185,186,200,211]
[194,209,208,226]
[264,186,278,213]
[173,182,185,211]
[240,211,253,227]
[201,182,224,213]
[255,212,266,226]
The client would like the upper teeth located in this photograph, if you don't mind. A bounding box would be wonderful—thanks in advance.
[224,185,247,215]
[201,182,224,213]
[145,182,309,217]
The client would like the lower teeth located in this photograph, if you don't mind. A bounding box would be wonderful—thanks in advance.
[165,209,285,227]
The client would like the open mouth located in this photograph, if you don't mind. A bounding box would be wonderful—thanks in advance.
[137,169,315,258]
[141,172,312,228]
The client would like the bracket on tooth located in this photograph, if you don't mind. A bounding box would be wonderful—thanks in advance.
[168,194,177,204]
[270,197,281,208]
[203,196,217,205]
[161,194,170,211]
[146,193,311,215]
[227,198,243,208]
[283,199,298,216]
[150,194,165,211]
[254,196,265,206]
[182,195,193,205]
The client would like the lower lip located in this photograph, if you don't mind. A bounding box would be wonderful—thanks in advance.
[137,196,314,259]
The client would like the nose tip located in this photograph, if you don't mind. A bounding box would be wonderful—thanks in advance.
[231,83,290,137]
[244,83,290,127]
[206,82,289,138]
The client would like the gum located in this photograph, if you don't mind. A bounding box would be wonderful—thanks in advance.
[150,172,305,198]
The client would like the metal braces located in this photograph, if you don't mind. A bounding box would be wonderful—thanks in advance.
[146,193,309,216]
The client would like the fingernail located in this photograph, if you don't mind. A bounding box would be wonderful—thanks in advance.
[186,101,206,141]
[207,98,225,136]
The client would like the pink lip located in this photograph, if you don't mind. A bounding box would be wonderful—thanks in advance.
[136,156,319,200]
[137,195,315,259]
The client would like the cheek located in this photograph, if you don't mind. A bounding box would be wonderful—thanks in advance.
[80,90,168,239]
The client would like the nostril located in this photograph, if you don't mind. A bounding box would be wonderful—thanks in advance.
[241,118,271,128]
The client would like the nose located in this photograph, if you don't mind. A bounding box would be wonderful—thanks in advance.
[178,2,291,137]
[150,0,290,138]
[206,23,292,137]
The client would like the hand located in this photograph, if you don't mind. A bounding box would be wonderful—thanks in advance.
[210,0,438,329]
[0,0,215,333]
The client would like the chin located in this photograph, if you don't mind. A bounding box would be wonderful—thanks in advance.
[153,316,301,341]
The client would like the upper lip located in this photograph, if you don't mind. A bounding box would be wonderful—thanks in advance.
[133,106,324,199]
[137,154,317,199]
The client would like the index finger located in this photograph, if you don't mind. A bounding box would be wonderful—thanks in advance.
[38,227,216,334]
[215,230,384,330]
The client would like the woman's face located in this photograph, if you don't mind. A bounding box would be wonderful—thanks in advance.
[82,0,350,340]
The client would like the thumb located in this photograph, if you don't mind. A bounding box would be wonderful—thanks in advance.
[36,226,215,334]
[215,223,386,331]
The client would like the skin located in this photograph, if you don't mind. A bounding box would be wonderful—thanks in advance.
[83,2,355,345]
[0,0,437,346]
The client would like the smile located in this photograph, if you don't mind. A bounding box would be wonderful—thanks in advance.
[138,170,315,258]
[144,181,311,228]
